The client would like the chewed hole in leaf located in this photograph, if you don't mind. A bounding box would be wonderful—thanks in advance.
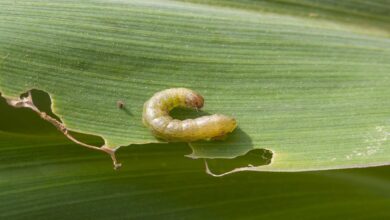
[205,149,273,176]
[21,89,61,121]
[0,89,104,146]
[0,91,55,134]
[27,89,106,146]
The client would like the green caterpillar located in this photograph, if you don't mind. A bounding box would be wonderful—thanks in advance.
[142,88,237,142]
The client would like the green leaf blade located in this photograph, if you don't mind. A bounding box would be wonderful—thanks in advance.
[0,0,389,171]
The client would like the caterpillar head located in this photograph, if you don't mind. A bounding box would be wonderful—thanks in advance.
[185,91,204,109]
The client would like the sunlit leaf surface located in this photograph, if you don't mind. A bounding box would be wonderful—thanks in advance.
[0,0,389,171]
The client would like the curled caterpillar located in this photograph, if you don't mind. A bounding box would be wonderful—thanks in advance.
[142,88,237,142]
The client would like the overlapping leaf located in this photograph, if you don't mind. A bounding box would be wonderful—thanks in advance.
[0,0,389,171]
[0,104,389,219]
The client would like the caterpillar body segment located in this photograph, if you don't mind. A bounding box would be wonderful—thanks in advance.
[142,88,237,142]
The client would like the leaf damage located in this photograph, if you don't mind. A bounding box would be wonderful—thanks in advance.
[0,0,388,174]
[1,89,276,176]
[3,90,122,170]
[203,148,274,177]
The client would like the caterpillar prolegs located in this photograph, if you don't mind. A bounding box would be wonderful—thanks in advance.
[142,88,237,142]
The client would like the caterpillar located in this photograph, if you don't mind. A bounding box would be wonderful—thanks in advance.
[142,88,237,142]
